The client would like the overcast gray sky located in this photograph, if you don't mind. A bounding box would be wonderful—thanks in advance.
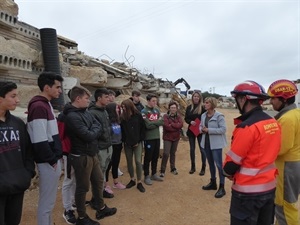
[16,0,299,96]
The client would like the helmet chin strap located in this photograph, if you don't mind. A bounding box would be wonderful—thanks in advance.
[277,99,286,111]
[236,98,248,114]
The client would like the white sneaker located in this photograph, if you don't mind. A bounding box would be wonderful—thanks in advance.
[118,168,123,176]
[151,174,164,181]
[144,175,153,185]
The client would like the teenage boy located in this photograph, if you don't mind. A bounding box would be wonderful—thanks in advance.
[141,94,164,185]
[130,90,144,112]
[0,81,35,225]
[89,88,114,198]
[64,86,117,225]
[108,89,116,103]
[59,90,77,224]
[27,72,64,225]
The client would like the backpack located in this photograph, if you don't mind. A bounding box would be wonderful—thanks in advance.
[57,113,71,154]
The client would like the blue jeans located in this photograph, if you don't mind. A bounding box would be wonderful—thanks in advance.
[188,135,206,167]
[204,148,225,184]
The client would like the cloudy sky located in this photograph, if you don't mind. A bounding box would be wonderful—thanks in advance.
[16,0,299,96]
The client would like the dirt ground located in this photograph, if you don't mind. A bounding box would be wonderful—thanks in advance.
[19,108,298,225]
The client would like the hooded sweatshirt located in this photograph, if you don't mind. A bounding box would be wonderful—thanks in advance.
[0,111,35,194]
[27,95,62,165]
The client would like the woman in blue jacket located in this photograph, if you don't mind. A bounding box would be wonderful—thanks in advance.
[200,97,227,198]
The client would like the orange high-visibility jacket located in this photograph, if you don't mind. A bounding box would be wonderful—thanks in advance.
[224,107,281,193]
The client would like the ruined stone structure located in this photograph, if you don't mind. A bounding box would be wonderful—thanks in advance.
[0,0,179,109]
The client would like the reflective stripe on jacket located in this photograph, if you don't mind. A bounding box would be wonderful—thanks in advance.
[224,107,281,193]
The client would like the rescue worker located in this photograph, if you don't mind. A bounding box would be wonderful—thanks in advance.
[267,79,300,225]
[223,80,281,225]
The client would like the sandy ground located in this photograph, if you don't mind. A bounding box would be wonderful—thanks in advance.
[19,108,299,225]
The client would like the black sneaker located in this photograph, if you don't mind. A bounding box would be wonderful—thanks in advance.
[103,190,114,198]
[76,215,99,225]
[126,180,136,189]
[63,210,77,224]
[171,168,178,175]
[96,204,117,220]
[137,182,145,193]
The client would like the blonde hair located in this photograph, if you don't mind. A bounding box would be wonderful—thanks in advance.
[191,91,203,114]
[69,86,91,102]
[204,97,218,109]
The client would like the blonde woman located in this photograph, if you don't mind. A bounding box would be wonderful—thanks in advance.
[184,91,206,175]
[200,97,227,198]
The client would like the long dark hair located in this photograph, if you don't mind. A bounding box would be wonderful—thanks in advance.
[120,99,139,121]
[106,102,120,123]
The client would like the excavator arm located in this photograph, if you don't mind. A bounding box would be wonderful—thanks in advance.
[173,78,191,91]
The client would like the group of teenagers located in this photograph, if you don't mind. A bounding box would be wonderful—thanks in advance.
[0,71,299,225]
[0,71,192,225]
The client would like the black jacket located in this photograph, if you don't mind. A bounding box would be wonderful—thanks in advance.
[121,113,145,146]
[64,103,101,156]
[0,111,35,194]
[129,97,144,112]
[88,102,112,150]
[184,104,206,137]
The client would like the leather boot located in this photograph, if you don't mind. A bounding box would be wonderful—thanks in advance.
[189,162,195,174]
[199,164,206,176]
[202,178,217,190]
[215,184,226,198]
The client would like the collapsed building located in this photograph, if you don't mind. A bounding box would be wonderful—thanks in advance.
[0,0,184,111]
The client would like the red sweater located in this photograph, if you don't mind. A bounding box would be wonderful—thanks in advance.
[163,113,183,141]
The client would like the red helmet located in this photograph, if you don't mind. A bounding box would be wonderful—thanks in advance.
[231,80,269,100]
[267,79,298,99]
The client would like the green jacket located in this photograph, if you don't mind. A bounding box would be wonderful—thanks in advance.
[141,105,163,140]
